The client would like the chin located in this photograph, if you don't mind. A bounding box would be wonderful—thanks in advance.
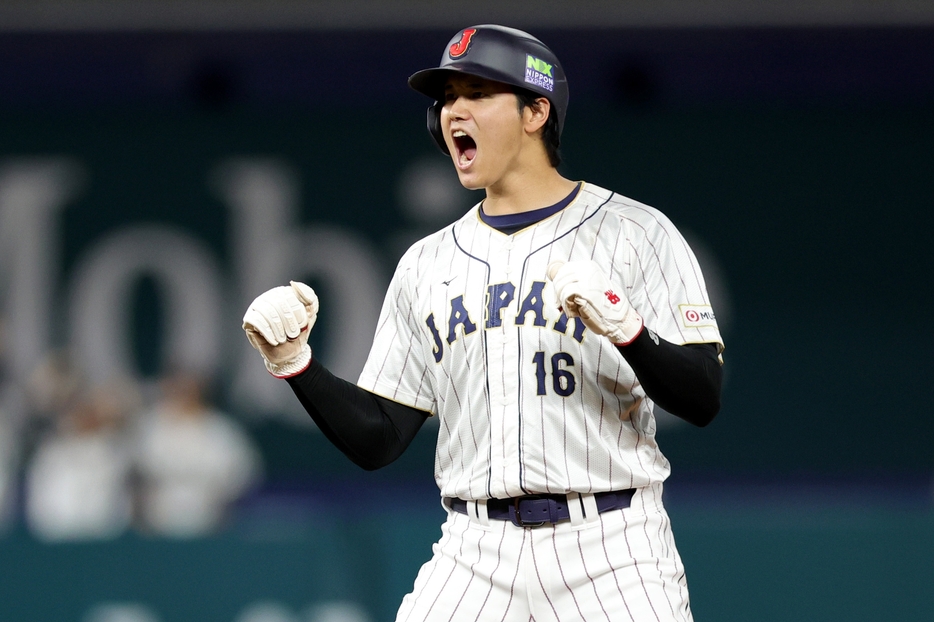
[454,169,485,191]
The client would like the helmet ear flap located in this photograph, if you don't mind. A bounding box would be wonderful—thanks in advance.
[427,101,449,155]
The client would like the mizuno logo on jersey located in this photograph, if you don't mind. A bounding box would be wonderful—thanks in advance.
[424,280,586,363]
[679,304,717,328]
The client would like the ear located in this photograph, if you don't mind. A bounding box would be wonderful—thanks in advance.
[522,97,551,135]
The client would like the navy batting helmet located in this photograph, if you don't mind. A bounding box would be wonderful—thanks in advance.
[408,24,569,155]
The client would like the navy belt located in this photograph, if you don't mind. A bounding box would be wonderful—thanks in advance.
[447,489,635,528]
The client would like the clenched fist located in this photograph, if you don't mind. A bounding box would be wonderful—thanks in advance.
[242,281,319,378]
[547,260,643,346]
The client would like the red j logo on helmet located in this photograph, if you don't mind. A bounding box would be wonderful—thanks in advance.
[449,28,477,58]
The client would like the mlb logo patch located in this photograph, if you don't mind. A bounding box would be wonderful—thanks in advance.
[679,304,717,328]
[524,54,555,92]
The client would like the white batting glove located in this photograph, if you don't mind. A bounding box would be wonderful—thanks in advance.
[242,281,319,378]
[547,260,644,346]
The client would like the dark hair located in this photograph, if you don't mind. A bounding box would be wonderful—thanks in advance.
[514,88,562,167]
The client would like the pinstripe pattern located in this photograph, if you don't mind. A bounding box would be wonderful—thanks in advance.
[397,487,692,622]
[357,182,718,621]
[358,182,722,501]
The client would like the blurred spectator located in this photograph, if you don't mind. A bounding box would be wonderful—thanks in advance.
[134,370,261,537]
[24,349,85,428]
[21,349,87,465]
[24,378,140,541]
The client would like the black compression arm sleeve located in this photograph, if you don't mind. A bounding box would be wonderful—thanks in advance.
[285,358,429,470]
[616,329,722,427]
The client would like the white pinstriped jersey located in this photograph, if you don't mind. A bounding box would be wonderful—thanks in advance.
[358,182,723,501]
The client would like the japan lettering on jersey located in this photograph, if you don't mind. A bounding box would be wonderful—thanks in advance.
[357,183,723,501]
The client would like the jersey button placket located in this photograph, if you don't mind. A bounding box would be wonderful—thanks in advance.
[485,255,509,498]
[505,249,525,495]
[491,243,523,497]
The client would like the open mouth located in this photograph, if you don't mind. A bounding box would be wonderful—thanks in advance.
[452,130,477,167]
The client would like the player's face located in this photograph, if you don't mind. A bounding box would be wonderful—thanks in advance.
[440,75,526,190]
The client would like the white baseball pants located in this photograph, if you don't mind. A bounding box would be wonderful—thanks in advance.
[395,484,693,622]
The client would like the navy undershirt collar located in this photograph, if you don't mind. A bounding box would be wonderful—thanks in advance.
[479,182,582,235]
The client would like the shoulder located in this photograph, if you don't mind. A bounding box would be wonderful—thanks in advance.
[580,182,682,239]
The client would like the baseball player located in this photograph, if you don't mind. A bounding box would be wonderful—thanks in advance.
[243,25,723,622]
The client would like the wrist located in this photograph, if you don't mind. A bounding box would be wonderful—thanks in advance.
[609,315,644,346]
[265,344,312,378]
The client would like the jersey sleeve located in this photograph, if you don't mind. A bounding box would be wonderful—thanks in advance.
[356,249,437,414]
[624,207,724,353]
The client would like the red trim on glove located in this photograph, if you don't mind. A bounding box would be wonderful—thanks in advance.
[612,322,645,347]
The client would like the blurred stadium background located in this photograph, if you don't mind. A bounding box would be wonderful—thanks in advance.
[0,1,932,620]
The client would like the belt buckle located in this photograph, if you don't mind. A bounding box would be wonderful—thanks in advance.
[511,495,547,528]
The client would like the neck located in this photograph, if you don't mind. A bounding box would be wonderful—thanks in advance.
[482,167,578,216]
